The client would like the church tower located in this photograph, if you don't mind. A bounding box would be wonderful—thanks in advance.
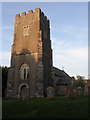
[6,8,53,98]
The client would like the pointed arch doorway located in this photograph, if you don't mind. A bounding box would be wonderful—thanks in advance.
[19,83,29,99]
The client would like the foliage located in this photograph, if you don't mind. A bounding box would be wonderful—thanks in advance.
[75,81,85,89]
[2,66,9,97]
[75,75,85,89]
[76,75,85,81]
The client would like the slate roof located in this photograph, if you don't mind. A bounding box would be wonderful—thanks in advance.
[53,67,73,85]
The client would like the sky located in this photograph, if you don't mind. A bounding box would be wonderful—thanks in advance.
[1,2,88,78]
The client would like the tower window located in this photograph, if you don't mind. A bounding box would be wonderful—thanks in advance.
[23,26,29,36]
[20,64,29,80]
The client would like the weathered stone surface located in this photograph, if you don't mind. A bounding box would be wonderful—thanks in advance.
[46,87,54,97]
[6,8,74,99]
[66,86,75,99]
[6,8,53,98]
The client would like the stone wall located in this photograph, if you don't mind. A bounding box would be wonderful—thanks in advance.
[6,8,53,98]
[54,86,67,96]
[40,11,53,90]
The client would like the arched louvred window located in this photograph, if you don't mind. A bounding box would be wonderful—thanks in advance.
[20,64,29,80]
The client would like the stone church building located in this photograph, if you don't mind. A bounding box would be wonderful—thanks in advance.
[6,8,74,99]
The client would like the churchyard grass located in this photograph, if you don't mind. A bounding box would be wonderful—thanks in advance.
[2,96,88,118]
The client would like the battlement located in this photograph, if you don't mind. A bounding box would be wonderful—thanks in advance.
[16,14,20,17]
[41,11,50,25]
[28,10,33,14]
[15,8,49,22]
[22,12,26,16]
[41,12,48,21]
[16,8,41,18]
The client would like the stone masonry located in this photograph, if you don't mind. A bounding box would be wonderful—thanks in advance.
[6,8,53,98]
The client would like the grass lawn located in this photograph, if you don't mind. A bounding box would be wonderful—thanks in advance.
[2,96,88,119]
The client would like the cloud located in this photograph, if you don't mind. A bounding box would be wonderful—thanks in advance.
[52,37,88,78]
[0,25,13,30]
[53,47,88,64]
[62,28,68,33]
[0,51,11,66]
[2,51,11,60]
[67,48,88,60]
[62,25,73,33]
[2,26,12,30]
[61,25,88,41]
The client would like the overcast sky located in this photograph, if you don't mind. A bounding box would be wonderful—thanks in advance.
[1,2,88,78]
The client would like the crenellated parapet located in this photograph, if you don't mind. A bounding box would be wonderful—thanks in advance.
[15,9,42,26]
[41,11,49,22]
[15,8,49,26]
[40,12,50,29]
[15,8,41,19]
[22,12,26,16]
